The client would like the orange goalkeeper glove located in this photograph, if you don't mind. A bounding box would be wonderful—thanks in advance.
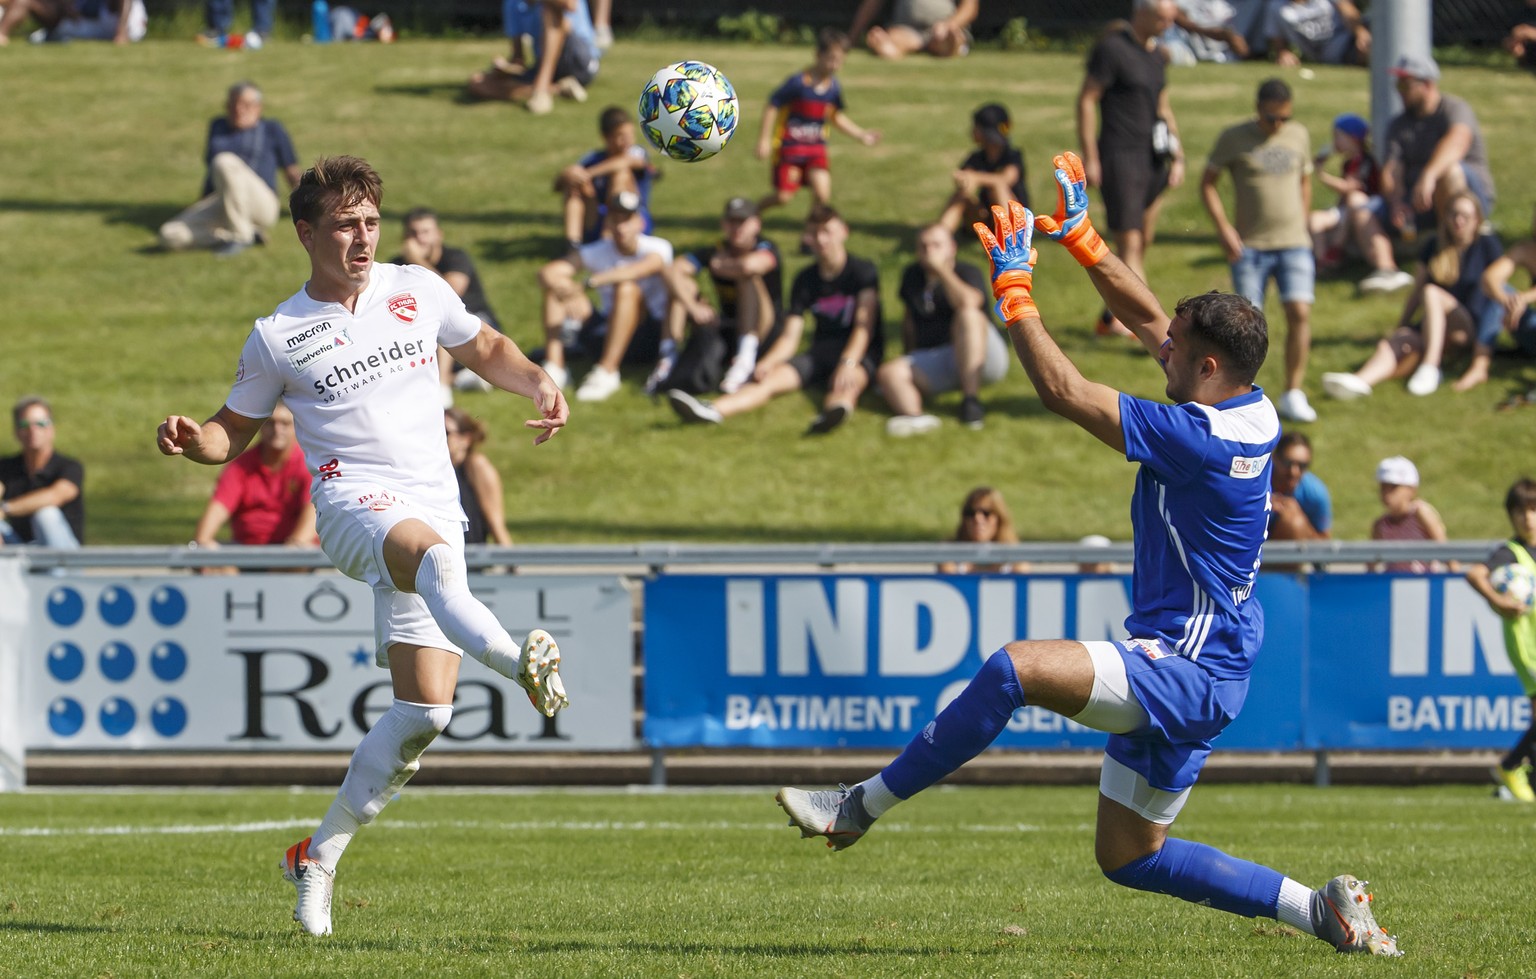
[1033,151,1109,267]
[973,200,1039,325]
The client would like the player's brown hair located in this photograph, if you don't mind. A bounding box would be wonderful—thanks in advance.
[816,27,851,54]
[289,155,383,227]
[1506,477,1536,515]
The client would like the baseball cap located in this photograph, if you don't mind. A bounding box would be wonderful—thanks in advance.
[1388,54,1440,82]
[1376,456,1420,487]
[1332,113,1369,140]
[608,190,642,217]
[722,196,758,221]
[972,103,1011,146]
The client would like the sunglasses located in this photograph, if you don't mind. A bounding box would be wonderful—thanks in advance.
[1277,457,1310,470]
[1261,112,1293,124]
[15,419,52,430]
[962,507,996,519]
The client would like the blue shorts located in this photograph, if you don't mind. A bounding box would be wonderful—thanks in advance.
[1231,246,1315,307]
[1103,639,1249,793]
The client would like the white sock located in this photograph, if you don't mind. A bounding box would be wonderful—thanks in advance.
[414,543,521,677]
[1275,877,1317,935]
[856,773,902,819]
[311,699,453,872]
[735,334,759,361]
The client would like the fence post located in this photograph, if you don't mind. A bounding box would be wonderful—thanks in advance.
[1369,0,1433,154]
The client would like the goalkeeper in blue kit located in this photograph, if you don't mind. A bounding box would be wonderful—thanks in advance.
[776,152,1401,957]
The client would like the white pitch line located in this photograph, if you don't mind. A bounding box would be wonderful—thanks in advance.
[0,818,1054,838]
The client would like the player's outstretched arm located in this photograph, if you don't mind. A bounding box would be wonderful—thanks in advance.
[157,406,264,466]
[1033,151,1171,357]
[447,325,570,445]
[975,201,1124,452]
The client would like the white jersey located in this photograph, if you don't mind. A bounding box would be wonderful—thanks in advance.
[578,234,674,320]
[224,262,483,520]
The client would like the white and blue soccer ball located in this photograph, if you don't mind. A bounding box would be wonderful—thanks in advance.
[1491,562,1536,613]
[638,61,738,163]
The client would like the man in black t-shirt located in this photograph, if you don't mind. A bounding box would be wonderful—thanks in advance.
[878,224,1009,435]
[660,197,785,396]
[393,207,505,401]
[1079,1,1185,334]
[939,103,1028,235]
[0,396,84,548]
[669,205,881,435]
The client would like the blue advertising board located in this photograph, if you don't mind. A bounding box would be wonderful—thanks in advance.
[643,572,1528,752]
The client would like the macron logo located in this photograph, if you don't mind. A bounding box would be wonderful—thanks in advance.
[1229,453,1270,479]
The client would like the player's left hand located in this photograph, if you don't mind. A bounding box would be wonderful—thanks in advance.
[973,200,1039,325]
[526,383,569,446]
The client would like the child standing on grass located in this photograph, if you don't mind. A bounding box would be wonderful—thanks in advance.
[754,27,881,215]
[1369,456,1450,574]
[1465,477,1536,803]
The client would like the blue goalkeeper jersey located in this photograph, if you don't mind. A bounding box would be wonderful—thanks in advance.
[1119,387,1280,680]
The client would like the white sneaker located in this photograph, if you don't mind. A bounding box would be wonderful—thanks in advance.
[720,353,757,394]
[644,355,675,397]
[280,837,334,936]
[885,413,942,437]
[516,628,568,717]
[593,23,614,50]
[526,89,554,115]
[1406,364,1441,396]
[667,389,723,425]
[576,366,622,402]
[1321,372,1372,401]
[556,75,588,103]
[1277,388,1317,423]
[243,31,264,49]
[543,362,570,390]
[1358,269,1414,295]
[453,369,494,392]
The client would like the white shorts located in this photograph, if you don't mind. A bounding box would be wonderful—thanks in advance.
[1073,640,1193,825]
[314,488,467,665]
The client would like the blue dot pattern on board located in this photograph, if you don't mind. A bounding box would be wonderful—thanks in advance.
[46,642,85,682]
[150,698,188,737]
[46,587,84,626]
[98,586,136,626]
[99,641,136,682]
[149,641,187,682]
[99,697,136,737]
[149,586,188,626]
[48,698,85,736]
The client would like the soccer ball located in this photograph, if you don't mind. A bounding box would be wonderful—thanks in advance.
[638,61,738,163]
[1491,563,1536,613]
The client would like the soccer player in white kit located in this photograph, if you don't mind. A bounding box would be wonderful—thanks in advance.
[156,156,570,937]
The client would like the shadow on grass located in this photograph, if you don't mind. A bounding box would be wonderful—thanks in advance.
[0,920,114,934]
[0,198,183,234]
[373,82,476,102]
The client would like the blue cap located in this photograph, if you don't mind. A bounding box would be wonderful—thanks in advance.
[1332,113,1369,140]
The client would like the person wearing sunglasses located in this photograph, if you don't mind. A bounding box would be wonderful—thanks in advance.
[1201,77,1317,424]
[0,396,83,548]
[937,486,1023,575]
[1268,430,1330,541]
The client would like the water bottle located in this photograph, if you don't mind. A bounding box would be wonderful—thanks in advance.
[311,0,332,42]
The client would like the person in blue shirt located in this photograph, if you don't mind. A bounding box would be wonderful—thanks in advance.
[1269,430,1331,540]
[553,106,658,252]
[158,81,300,256]
[776,151,1402,958]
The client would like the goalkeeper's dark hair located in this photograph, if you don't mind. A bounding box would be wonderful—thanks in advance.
[290,155,382,227]
[1173,291,1268,386]
[1506,477,1536,515]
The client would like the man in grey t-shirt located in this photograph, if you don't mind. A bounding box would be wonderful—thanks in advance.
[1382,54,1495,233]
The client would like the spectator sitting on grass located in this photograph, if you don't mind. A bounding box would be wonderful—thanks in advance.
[1265,0,1369,68]
[937,103,1028,237]
[190,402,317,572]
[1480,202,1536,405]
[1322,190,1503,400]
[849,0,977,60]
[1382,54,1496,240]
[938,486,1023,574]
[553,105,658,252]
[466,0,600,115]
[1307,113,1413,295]
[1162,0,1250,65]
[445,408,514,547]
[0,396,83,549]
[0,0,146,44]
[1267,431,1330,541]
[1370,455,1450,574]
[1505,0,1536,73]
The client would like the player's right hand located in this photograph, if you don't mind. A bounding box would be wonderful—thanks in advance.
[1033,152,1109,268]
[973,200,1039,325]
[156,415,201,456]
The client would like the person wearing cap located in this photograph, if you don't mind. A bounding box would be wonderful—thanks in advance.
[659,196,784,397]
[667,205,882,436]
[1382,54,1495,237]
[554,105,658,252]
[1201,78,1318,423]
[1077,0,1185,337]
[1370,455,1449,574]
[536,191,674,402]
[1264,0,1368,68]
[1307,113,1414,295]
[938,103,1028,236]
[849,0,977,60]
[877,222,1008,434]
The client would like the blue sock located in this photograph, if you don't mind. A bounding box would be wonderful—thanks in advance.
[879,649,1026,800]
[1104,837,1284,920]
